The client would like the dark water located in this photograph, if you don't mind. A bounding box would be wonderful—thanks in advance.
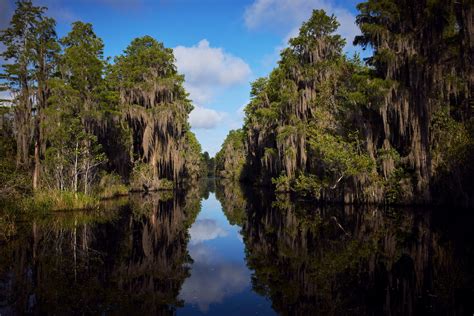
[0,180,473,315]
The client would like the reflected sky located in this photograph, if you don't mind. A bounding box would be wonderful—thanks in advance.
[178,193,275,315]
[189,219,228,245]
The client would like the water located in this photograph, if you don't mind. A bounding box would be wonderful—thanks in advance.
[178,193,274,315]
[0,180,473,315]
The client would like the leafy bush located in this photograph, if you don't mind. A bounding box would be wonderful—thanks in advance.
[294,173,326,198]
[130,163,175,191]
[272,174,291,192]
[97,172,129,198]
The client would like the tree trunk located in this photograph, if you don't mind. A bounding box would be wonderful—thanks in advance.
[84,159,90,195]
[73,141,79,193]
[33,137,40,190]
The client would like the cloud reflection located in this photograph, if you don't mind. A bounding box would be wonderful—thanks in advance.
[189,219,228,245]
[180,243,250,312]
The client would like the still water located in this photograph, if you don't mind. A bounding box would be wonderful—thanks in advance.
[0,180,473,315]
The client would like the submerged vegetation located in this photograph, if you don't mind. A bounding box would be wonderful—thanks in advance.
[0,1,205,211]
[217,2,473,206]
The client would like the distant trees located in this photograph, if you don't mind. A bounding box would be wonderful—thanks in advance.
[215,129,245,180]
[200,151,215,177]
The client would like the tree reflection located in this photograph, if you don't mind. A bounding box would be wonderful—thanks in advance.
[215,179,247,226]
[218,181,474,316]
[0,188,201,315]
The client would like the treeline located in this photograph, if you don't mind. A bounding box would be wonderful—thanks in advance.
[0,1,205,204]
[216,1,473,206]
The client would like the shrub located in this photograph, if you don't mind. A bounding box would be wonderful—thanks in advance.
[97,172,129,199]
[272,174,291,192]
[130,163,175,191]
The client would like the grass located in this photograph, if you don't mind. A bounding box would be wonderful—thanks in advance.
[25,190,100,211]
[98,183,129,199]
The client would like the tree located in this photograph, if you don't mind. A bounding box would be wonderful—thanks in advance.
[0,1,59,187]
[354,0,473,204]
[41,22,107,194]
[112,36,195,186]
[200,151,215,177]
[215,129,246,180]
[239,9,375,199]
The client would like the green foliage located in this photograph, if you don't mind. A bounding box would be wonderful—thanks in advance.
[0,214,16,241]
[0,1,206,206]
[0,160,31,198]
[215,129,246,180]
[158,178,175,190]
[307,127,373,180]
[112,35,191,112]
[239,9,381,199]
[183,130,205,180]
[383,167,410,204]
[201,151,215,177]
[287,9,345,59]
[130,163,175,191]
[293,173,326,198]
[130,163,155,191]
[272,174,291,193]
[60,22,104,94]
[112,35,198,184]
[97,172,128,199]
[0,0,60,170]
[0,106,31,201]
[43,77,107,192]
[431,108,472,169]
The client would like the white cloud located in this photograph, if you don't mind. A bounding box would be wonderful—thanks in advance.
[225,102,248,130]
[0,90,12,99]
[244,0,360,52]
[0,90,13,106]
[174,39,251,104]
[189,106,226,129]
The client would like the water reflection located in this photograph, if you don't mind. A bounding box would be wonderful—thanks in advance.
[179,242,250,312]
[0,188,200,315]
[1,180,473,315]
[228,182,474,316]
[188,219,228,245]
[178,191,273,315]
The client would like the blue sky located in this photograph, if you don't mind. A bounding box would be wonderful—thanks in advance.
[1,0,368,156]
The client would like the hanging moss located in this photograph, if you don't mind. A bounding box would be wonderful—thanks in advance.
[113,36,201,187]
[354,0,473,205]
[219,3,473,206]
[236,10,380,201]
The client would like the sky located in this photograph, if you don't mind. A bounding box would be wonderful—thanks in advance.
[1,0,368,156]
